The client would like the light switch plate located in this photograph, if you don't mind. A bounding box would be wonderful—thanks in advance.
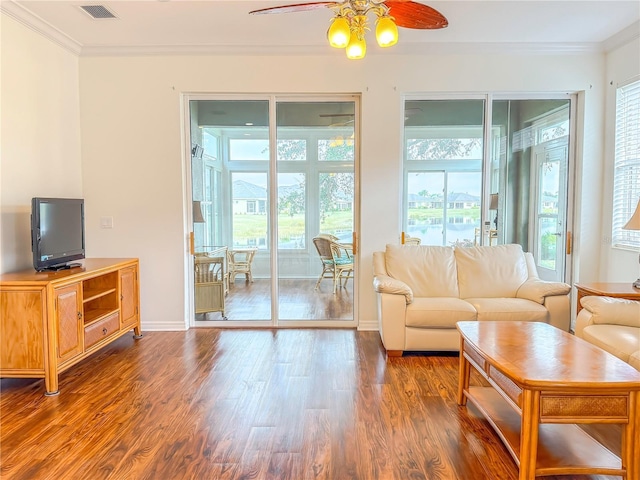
[100,216,113,229]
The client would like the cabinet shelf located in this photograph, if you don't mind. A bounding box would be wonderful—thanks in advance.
[83,288,117,303]
[84,308,119,327]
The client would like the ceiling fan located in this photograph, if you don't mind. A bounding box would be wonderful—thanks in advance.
[249,0,448,59]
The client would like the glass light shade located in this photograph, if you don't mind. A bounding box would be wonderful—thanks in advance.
[376,16,398,47]
[328,17,351,48]
[346,35,366,59]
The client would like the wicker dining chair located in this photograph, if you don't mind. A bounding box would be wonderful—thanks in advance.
[312,236,354,293]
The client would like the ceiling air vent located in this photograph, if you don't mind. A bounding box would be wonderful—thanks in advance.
[79,5,117,19]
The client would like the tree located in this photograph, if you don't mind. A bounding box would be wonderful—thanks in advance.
[407,138,482,160]
[319,172,354,221]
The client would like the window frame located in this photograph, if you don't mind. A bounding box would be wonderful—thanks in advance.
[612,76,640,251]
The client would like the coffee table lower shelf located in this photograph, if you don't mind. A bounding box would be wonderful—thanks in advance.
[465,386,623,477]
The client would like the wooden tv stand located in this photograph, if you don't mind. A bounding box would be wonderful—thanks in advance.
[0,258,142,395]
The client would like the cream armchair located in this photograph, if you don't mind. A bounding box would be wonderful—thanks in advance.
[575,296,640,370]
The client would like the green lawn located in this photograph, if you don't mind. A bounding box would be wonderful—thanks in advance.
[233,210,354,243]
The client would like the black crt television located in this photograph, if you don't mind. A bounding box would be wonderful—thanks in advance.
[31,197,85,271]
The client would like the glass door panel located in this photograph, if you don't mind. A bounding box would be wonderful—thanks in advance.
[276,101,355,322]
[533,138,568,281]
[403,99,484,246]
[189,99,272,323]
[490,99,570,280]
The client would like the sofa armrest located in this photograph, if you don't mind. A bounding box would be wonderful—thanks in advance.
[376,292,407,352]
[516,278,571,304]
[373,274,413,304]
[580,296,640,328]
[574,309,595,338]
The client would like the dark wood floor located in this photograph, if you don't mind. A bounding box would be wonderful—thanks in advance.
[0,329,621,479]
[198,278,354,322]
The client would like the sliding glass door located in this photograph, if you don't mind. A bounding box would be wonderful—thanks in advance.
[188,96,358,326]
[490,99,571,281]
[276,101,355,323]
[403,96,574,282]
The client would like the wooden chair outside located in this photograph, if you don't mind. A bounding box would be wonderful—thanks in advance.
[227,248,257,284]
[312,236,354,294]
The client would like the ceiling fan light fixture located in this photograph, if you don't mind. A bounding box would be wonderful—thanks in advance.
[345,35,366,59]
[376,15,398,47]
[328,16,351,48]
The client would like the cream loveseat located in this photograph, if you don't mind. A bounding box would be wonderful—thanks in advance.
[575,296,640,370]
[373,243,571,355]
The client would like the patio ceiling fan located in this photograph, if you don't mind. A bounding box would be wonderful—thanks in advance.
[249,0,448,59]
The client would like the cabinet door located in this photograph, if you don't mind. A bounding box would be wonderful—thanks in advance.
[120,266,139,328]
[54,284,83,363]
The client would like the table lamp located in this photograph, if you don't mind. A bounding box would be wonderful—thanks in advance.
[623,198,640,288]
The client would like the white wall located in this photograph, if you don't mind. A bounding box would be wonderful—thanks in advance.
[0,14,82,274]
[78,51,607,330]
[601,36,640,282]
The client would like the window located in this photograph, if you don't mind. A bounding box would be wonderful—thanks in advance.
[403,99,484,247]
[612,78,640,249]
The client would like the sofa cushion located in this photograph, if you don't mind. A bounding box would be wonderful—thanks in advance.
[582,324,640,365]
[580,296,640,328]
[465,298,548,322]
[385,245,459,298]
[405,297,477,328]
[455,244,528,299]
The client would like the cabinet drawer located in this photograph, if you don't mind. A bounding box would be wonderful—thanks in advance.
[84,312,119,349]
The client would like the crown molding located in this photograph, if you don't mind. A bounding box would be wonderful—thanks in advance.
[80,41,602,57]
[1,1,82,55]
[0,0,608,59]
[602,20,640,52]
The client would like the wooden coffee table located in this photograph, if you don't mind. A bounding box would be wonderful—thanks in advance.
[457,321,640,480]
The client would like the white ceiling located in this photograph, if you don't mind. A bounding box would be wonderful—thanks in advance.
[3,0,640,55]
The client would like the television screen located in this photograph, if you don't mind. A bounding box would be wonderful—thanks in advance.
[31,198,85,271]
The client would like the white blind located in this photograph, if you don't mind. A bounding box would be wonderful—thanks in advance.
[612,78,640,249]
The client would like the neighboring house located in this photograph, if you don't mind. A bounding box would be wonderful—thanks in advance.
[446,192,480,209]
[233,180,267,215]
[407,193,429,208]
[542,192,559,210]
[410,193,480,209]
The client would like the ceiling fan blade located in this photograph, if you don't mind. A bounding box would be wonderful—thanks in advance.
[385,1,448,29]
[249,2,337,15]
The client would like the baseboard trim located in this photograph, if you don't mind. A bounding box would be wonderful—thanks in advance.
[357,319,379,331]
[141,322,188,331]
